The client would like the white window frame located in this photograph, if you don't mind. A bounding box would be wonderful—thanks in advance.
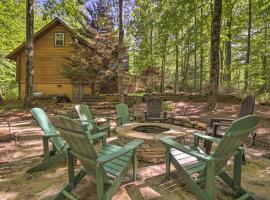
[55,33,65,47]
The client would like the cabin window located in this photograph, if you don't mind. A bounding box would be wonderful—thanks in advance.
[55,33,65,47]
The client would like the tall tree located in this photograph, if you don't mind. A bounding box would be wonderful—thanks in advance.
[118,0,125,102]
[208,0,223,110]
[199,5,204,91]
[160,50,166,93]
[174,32,179,93]
[244,0,252,91]
[24,0,34,107]
[224,1,232,88]
[63,2,118,94]
[194,5,197,91]
[0,88,3,104]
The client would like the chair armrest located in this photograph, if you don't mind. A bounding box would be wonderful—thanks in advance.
[88,132,107,141]
[74,119,96,125]
[210,118,234,125]
[211,117,234,121]
[212,121,231,127]
[194,133,221,143]
[97,139,144,165]
[106,116,120,121]
[42,134,62,138]
[115,116,122,125]
[93,116,108,121]
[160,137,212,162]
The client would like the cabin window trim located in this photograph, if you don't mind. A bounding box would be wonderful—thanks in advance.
[54,32,65,47]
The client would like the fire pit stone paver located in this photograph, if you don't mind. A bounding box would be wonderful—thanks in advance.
[116,122,197,163]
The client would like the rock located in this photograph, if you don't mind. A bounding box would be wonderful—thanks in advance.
[173,120,182,126]
[190,121,199,127]
[197,122,207,130]
[173,116,190,123]
[139,187,161,199]
[183,123,194,128]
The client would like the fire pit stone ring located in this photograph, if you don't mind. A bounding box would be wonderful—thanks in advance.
[116,122,197,163]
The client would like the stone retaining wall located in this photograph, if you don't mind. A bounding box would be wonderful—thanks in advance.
[171,116,208,131]
[119,135,185,163]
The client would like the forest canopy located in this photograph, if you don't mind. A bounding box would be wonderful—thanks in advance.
[0,0,269,102]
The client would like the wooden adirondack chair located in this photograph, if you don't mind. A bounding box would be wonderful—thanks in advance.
[160,115,260,200]
[116,103,136,125]
[205,95,255,155]
[50,115,143,200]
[144,97,167,122]
[75,104,110,136]
[27,108,67,172]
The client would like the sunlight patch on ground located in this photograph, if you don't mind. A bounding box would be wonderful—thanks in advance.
[0,192,18,200]
[35,184,63,200]
[43,167,66,179]
[139,186,161,199]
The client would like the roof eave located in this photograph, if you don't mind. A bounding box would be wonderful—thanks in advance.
[6,17,75,61]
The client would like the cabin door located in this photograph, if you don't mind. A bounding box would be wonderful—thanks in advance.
[73,84,84,103]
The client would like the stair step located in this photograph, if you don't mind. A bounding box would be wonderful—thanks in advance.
[89,105,116,109]
[81,101,118,106]
[80,102,118,110]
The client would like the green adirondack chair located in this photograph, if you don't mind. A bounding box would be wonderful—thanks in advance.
[115,103,135,125]
[75,104,110,136]
[50,115,143,200]
[27,108,67,172]
[160,115,260,200]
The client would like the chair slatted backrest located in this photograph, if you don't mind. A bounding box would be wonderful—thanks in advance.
[147,98,162,118]
[31,108,66,152]
[75,104,93,121]
[116,103,130,124]
[50,115,103,177]
[238,95,255,118]
[210,115,260,174]
[75,104,94,130]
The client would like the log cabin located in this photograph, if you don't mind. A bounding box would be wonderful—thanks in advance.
[7,18,119,102]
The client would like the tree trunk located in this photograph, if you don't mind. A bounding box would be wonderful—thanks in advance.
[150,23,153,67]
[182,48,190,91]
[244,0,252,91]
[199,6,204,92]
[220,45,224,83]
[117,0,125,103]
[174,33,179,93]
[0,87,4,105]
[194,7,197,91]
[91,82,96,94]
[263,22,269,90]
[24,0,34,107]
[208,0,223,111]
[225,2,232,87]
[160,51,165,93]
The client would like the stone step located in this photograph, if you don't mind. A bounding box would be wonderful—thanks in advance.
[81,101,118,106]
[82,94,118,102]
[78,101,118,110]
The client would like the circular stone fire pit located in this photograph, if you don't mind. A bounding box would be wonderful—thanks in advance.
[133,125,170,134]
[117,122,197,163]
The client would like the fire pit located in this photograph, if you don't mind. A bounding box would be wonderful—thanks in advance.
[117,122,197,163]
[133,125,169,134]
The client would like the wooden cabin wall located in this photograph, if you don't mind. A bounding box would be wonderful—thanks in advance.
[18,23,74,99]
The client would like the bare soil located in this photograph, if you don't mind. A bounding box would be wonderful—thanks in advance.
[0,101,270,200]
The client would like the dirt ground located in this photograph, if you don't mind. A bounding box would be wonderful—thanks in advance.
[0,101,270,200]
